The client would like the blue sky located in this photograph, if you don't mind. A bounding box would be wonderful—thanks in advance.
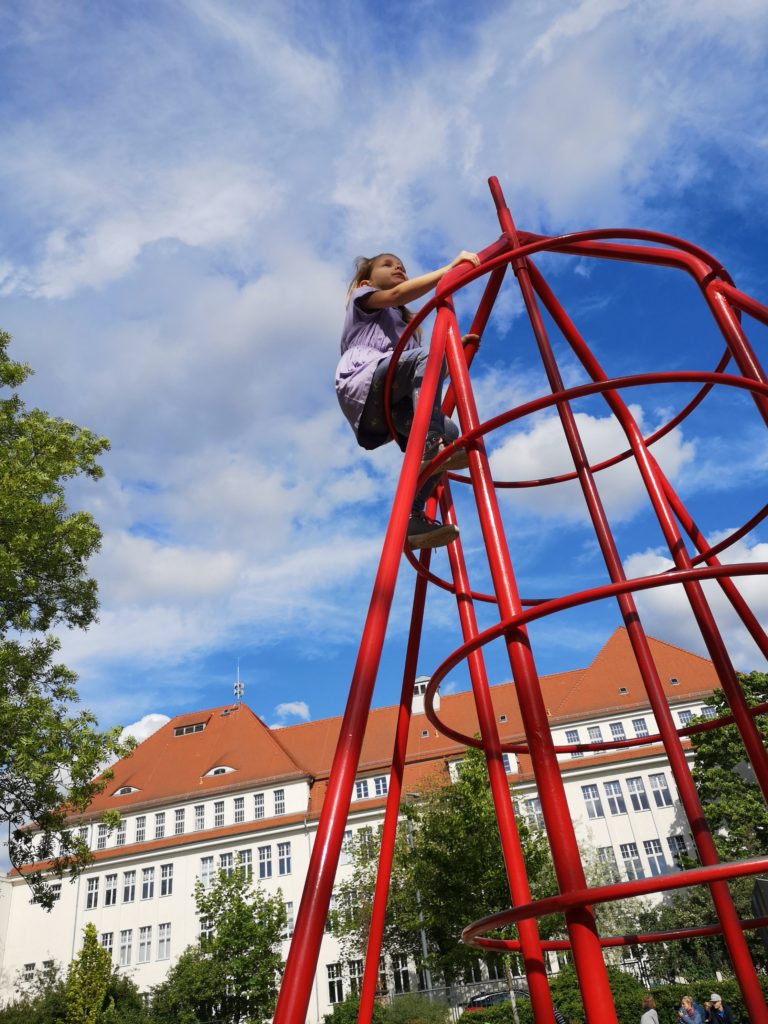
[1,0,768,749]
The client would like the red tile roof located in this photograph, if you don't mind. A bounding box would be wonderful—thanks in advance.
[83,627,717,819]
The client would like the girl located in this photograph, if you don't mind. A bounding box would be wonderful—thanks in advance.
[336,250,480,549]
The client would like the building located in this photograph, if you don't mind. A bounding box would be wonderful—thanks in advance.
[0,628,722,1019]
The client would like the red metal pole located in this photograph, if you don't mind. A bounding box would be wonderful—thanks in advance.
[273,311,450,1024]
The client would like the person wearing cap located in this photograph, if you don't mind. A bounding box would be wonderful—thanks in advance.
[707,993,734,1023]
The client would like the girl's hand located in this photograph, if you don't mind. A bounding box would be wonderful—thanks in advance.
[450,250,480,269]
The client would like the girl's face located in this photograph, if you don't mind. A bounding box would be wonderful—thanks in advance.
[367,253,407,290]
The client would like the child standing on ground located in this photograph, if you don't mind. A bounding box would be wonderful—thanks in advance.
[336,250,479,549]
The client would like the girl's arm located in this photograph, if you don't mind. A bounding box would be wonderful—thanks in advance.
[362,251,480,310]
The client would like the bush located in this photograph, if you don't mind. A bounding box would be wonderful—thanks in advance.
[386,994,451,1023]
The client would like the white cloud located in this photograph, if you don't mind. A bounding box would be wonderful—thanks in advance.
[272,701,311,726]
[489,404,695,523]
[623,536,768,671]
[120,713,170,745]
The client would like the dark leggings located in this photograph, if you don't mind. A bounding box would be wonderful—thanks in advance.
[358,347,459,513]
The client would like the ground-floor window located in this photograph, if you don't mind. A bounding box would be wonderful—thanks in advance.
[393,954,411,993]
[327,963,343,1004]
[349,959,363,995]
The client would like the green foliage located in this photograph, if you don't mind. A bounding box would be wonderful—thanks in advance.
[0,957,145,1024]
[691,672,768,860]
[333,747,557,984]
[636,674,768,982]
[322,993,449,1024]
[650,976,768,1024]
[322,994,389,1024]
[0,330,131,907]
[385,994,450,1023]
[149,866,287,1024]
[65,924,112,1024]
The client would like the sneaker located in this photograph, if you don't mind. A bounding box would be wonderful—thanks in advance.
[419,440,470,477]
[407,512,460,550]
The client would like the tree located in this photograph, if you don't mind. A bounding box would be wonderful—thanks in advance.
[691,671,768,860]
[333,746,558,984]
[65,923,112,1024]
[637,673,768,981]
[149,864,287,1024]
[0,330,132,906]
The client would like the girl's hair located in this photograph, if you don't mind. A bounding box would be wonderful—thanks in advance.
[643,996,656,1009]
[347,254,422,342]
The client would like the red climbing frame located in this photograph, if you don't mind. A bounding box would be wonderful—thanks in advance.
[273,177,768,1023]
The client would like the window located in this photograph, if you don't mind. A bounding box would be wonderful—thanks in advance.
[119,930,132,967]
[138,926,152,964]
[135,816,146,843]
[114,786,139,796]
[220,852,234,878]
[101,933,114,957]
[123,870,136,903]
[254,793,265,820]
[670,677,679,686]
[339,829,354,866]
[604,780,627,816]
[22,963,35,983]
[283,902,295,939]
[49,882,62,902]
[421,730,429,738]
[274,789,286,815]
[619,842,644,880]
[200,856,214,887]
[582,784,604,819]
[393,954,411,993]
[194,804,205,831]
[234,796,245,823]
[206,765,234,777]
[259,845,272,879]
[668,835,688,868]
[104,874,118,907]
[643,839,667,876]
[699,705,717,719]
[238,849,252,879]
[349,958,364,995]
[587,725,603,743]
[97,825,108,851]
[278,841,292,875]
[524,797,544,829]
[627,776,650,811]
[174,722,206,735]
[214,801,224,828]
[115,821,126,846]
[502,752,513,773]
[650,773,673,807]
[609,721,626,741]
[325,893,338,933]
[597,846,620,882]
[86,877,99,910]
[355,779,370,799]
[378,956,389,995]
[678,709,693,726]
[157,923,171,960]
[200,917,214,944]
[175,808,185,835]
[618,687,628,695]
[632,717,649,737]
[155,812,165,840]
[141,867,154,900]
[374,776,388,797]
[160,864,173,896]
[565,729,582,757]
[327,963,344,1005]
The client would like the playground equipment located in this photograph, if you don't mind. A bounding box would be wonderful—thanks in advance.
[274,177,768,1023]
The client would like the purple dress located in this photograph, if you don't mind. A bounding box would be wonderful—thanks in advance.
[335,286,419,439]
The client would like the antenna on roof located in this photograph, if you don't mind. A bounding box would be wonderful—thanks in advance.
[234,659,245,705]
